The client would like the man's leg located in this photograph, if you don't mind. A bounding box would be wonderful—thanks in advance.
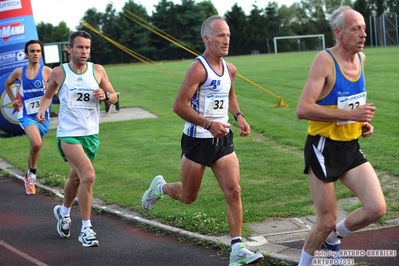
[23,124,43,194]
[24,124,43,170]
[212,152,242,238]
[299,168,338,266]
[163,155,205,203]
[60,141,95,220]
[60,140,98,247]
[212,152,264,265]
[339,162,386,232]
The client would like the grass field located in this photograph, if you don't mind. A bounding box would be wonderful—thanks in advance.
[1,46,398,236]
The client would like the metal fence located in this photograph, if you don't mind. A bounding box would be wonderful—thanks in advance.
[369,12,399,47]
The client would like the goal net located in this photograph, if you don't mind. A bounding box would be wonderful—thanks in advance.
[273,34,325,54]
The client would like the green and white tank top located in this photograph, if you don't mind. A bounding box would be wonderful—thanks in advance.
[56,62,100,137]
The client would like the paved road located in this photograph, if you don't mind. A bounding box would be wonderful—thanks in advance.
[0,176,229,266]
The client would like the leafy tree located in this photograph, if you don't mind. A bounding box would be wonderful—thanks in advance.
[77,7,109,64]
[36,22,56,44]
[264,1,280,53]
[114,0,152,64]
[172,0,208,59]
[150,0,180,60]
[386,0,399,13]
[36,21,70,44]
[51,21,71,43]
[224,4,249,55]
[246,5,267,54]
[35,0,398,64]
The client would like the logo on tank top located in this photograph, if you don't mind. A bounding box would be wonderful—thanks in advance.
[209,80,221,91]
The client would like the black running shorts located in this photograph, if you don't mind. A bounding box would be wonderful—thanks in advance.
[181,131,234,167]
[303,135,368,182]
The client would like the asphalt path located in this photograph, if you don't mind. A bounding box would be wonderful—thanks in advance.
[0,176,229,266]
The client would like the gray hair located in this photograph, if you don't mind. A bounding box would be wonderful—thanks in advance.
[329,6,354,31]
[201,15,226,39]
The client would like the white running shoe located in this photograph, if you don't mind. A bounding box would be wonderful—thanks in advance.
[229,243,264,266]
[142,175,166,211]
[78,227,99,247]
[53,205,71,238]
[25,172,36,195]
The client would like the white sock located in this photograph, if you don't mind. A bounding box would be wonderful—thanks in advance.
[60,205,71,217]
[81,220,92,231]
[325,219,351,245]
[298,248,314,266]
[157,184,164,194]
[231,237,243,252]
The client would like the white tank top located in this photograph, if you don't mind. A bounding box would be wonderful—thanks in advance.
[183,56,231,138]
[56,62,100,137]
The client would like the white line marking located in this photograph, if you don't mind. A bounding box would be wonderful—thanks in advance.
[0,239,49,266]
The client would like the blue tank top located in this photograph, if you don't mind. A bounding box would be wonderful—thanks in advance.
[307,49,366,141]
[18,65,49,120]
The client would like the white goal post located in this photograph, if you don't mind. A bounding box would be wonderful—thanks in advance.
[273,34,325,54]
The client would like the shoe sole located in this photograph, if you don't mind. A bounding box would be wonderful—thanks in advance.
[78,236,99,247]
[229,254,264,266]
[53,206,70,238]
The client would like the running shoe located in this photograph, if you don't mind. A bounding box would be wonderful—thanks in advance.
[321,241,344,266]
[142,175,166,211]
[53,205,71,238]
[229,243,264,266]
[78,227,99,247]
[24,172,36,195]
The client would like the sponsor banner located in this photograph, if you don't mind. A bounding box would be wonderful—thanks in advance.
[0,0,39,135]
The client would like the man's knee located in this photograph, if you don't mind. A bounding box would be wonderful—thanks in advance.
[224,185,241,203]
[316,214,337,233]
[180,194,198,204]
[366,202,386,222]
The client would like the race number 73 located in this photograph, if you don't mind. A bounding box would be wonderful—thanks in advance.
[25,96,42,115]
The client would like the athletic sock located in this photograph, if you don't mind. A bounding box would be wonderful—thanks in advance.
[298,248,314,266]
[157,184,164,194]
[82,220,92,231]
[60,205,71,217]
[231,237,243,252]
[325,219,351,245]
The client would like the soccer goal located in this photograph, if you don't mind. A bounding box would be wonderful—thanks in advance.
[273,34,325,54]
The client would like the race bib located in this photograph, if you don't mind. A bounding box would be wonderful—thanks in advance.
[25,96,42,115]
[336,91,367,125]
[68,88,97,109]
[204,93,229,117]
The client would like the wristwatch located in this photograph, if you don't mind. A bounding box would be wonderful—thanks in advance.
[104,91,110,101]
[234,111,244,121]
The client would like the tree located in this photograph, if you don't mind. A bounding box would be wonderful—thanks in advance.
[150,0,180,60]
[36,21,71,44]
[246,5,267,54]
[78,7,109,64]
[386,0,399,13]
[225,4,249,55]
[114,0,152,63]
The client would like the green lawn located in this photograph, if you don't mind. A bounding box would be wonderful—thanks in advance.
[1,46,398,236]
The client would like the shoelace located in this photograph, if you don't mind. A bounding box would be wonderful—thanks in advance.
[147,193,160,206]
[29,176,35,185]
[60,217,71,230]
[84,229,96,239]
